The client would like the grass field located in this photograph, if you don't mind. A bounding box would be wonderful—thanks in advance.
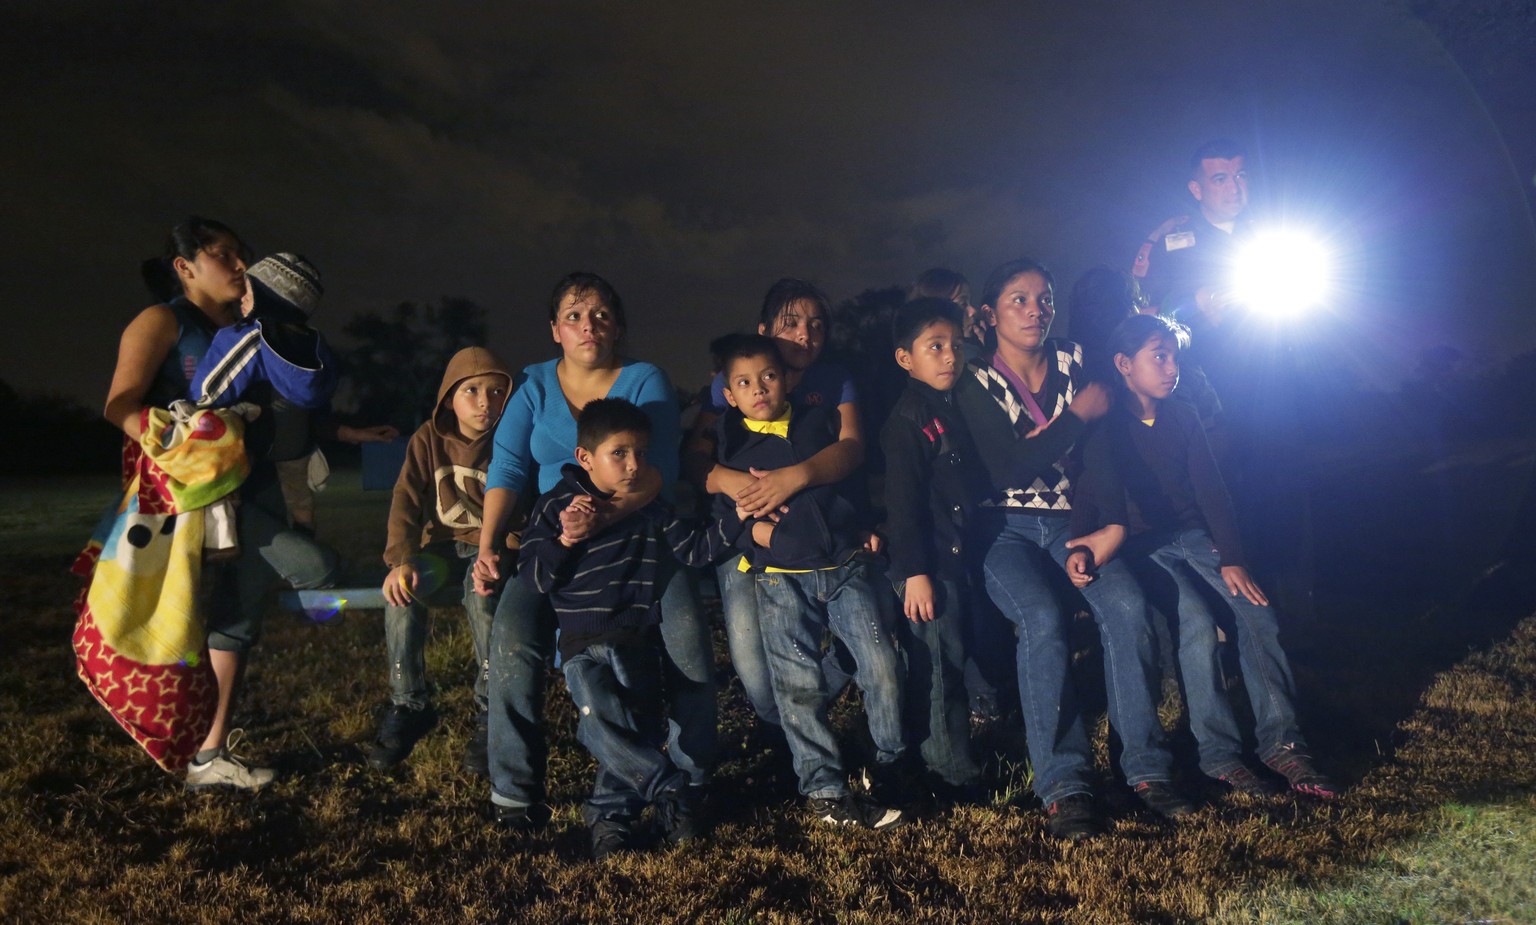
[3,467,1534,924]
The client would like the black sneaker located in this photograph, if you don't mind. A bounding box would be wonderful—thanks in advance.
[366,703,437,770]
[1215,764,1284,796]
[1264,746,1340,798]
[492,801,551,832]
[809,793,907,831]
[864,756,928,807]
[590,817,633,861]
[655,785,708,845]
[1045,793,1104,841]
[461,710,489,777]
[1133,780,1197,818]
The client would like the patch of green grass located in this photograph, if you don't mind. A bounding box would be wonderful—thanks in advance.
[1214,796,1536,924]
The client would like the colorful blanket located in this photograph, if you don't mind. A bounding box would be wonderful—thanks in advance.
[72,406,250,771]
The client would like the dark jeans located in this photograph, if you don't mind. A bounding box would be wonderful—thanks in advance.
[755,558,906,799]
[894,576,982,786]
[1130,529,1306,775]
[383,541,496,712]
[562,637,688,824]
[979,511,1173,804]
[488,564,714,808]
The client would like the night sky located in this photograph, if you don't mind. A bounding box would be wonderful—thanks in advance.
[5,0,1534,408]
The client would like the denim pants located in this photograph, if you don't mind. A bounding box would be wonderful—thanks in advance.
[488,564,715,808]
[719,554,856,728]
[384,541,496,712]
[754,558,906,799]
[980,511,1172,804]
[208,469,341,653]
[562,637,689,824]
[894,576,982,786]
[1134,528,1306,775]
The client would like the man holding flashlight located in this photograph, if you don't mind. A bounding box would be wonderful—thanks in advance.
[1133,138,1251,327]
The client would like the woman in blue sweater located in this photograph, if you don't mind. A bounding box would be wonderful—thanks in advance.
[472,271,710,828]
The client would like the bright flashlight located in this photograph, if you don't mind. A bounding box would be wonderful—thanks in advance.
[1231,229,1333,318]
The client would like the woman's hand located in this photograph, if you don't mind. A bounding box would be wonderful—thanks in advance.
[339,424,400,444]
[1067,382,1111,422]
[734,465,810,518]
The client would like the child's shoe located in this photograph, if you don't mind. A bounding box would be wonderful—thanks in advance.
[1214,763,1284,796]
[1133,780,1197,818]
[461,710,489,777]
[809,793,907,831]
[655,785,708,845]
[491,801,551,832]
[366,703,437,770]
[1263,745,1340,797]
[590,817,634,861]
[1044,793,1104,841]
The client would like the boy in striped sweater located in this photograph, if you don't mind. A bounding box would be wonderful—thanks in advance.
[518,398,744,860]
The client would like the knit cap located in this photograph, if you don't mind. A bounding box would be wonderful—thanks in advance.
[248,253,324,318]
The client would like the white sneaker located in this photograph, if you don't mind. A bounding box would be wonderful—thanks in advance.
[185,731,275,791]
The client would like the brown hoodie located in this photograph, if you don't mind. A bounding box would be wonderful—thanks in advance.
[383,346,513,567]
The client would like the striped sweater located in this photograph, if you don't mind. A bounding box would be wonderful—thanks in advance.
[520,464,743,658]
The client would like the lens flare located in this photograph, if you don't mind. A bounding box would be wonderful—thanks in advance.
[407,552,450,598]
[1232,229,1333,318]
[303,595,346,624]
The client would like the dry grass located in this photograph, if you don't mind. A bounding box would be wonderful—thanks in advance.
[3,473,1534,924]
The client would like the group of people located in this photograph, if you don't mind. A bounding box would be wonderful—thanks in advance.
[97,138,1338,861]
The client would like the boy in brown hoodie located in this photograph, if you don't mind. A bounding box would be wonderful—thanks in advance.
[369,346,513,773]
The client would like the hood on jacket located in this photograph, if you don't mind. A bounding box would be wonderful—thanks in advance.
[432,346,513,441]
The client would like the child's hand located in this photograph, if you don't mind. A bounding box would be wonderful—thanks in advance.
[1067,382,1111,422]
[903,574,936,623]
[1221,565,1269,606]
[1064,547,1096,588]
[750,521,775,548]
[1065,524,1125,571]
[735,465,810,518]
[383,563,419,607]
[560,496,598,547]
[471,549,500,596]
[859,530,883,555]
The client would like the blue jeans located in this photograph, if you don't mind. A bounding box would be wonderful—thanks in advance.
[1134,529,1306,775]
[719,554,855,728]
[754,558,906,799]
[384,541,496,712]
[488,564,715,808]
[894,576,982,786]
[562,637,689,824]
[980,512,1172,804]
[718,556,780,724]
[208,470,341,653]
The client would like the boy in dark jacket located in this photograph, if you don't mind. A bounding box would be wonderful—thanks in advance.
[519,399,744,860]
[712,334,909,830]
[879,298,988,798]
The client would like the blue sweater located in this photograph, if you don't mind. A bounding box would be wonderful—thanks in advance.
[487,357,680,497]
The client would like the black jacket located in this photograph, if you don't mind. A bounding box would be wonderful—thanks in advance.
[880,380,989,582]
[712,402,862,570]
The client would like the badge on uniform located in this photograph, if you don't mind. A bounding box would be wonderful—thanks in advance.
[1165,231,1196,252]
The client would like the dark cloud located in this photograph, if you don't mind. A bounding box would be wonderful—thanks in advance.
[2,0,1532,405]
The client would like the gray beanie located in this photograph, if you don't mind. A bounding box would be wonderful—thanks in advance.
[248,253,323,318]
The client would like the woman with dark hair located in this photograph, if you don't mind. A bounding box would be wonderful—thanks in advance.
[954,257,1190,840]
[472,271,712,830]
[683,278,866,735]
[102,217,341,789]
